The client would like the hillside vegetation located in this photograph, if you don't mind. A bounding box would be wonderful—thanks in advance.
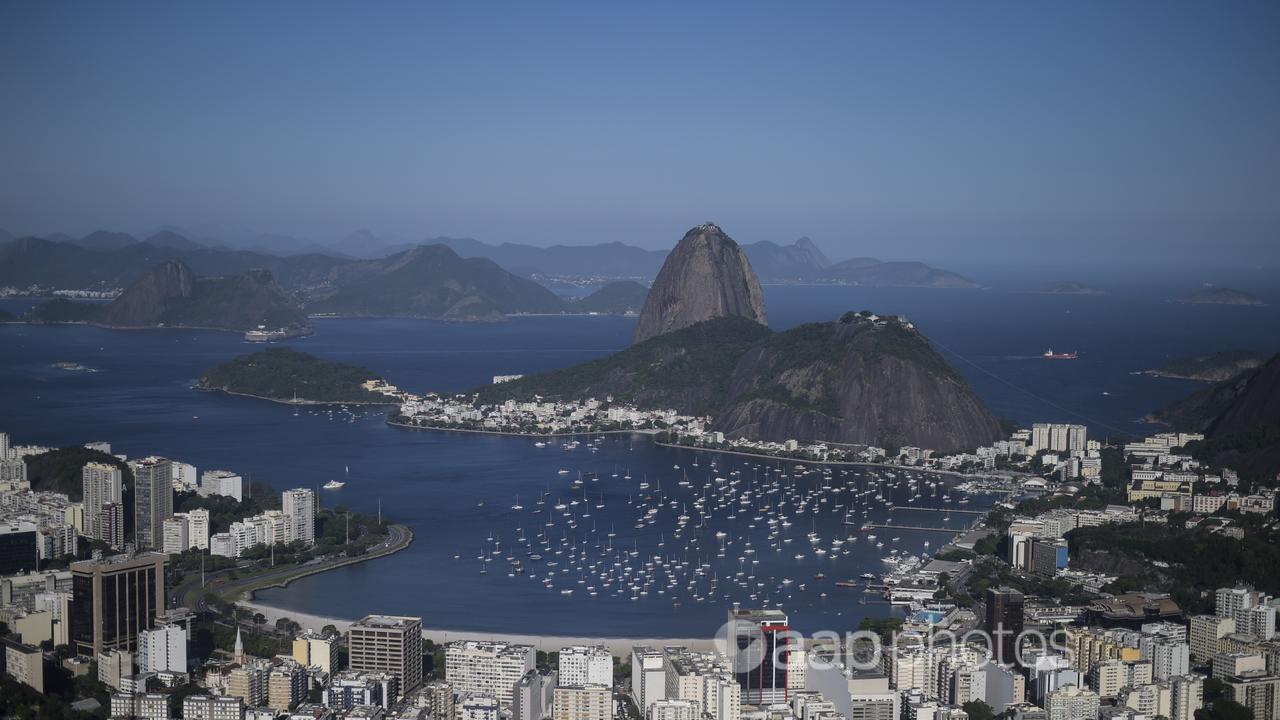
[198,348,393,404]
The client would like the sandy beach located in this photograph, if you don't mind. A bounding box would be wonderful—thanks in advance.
[241,600,717,655]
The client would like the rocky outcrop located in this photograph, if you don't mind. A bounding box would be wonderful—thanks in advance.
[714,312,1003,452]
[100,260,195,327]
[633,223,767,343]
[1154,353,1280,436]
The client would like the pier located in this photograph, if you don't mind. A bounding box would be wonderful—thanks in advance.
[888,506,988,515]
[862,523,969,534]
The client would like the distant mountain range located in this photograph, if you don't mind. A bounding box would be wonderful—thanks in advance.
[304,245,566,321]
[26,260,309,333]
[1,227,977,299]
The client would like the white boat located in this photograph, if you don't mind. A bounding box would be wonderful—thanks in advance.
[322,480,345,490]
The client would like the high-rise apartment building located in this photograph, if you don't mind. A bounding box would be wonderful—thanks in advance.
[162,515,190,555]
[986,588,1025,666]
[82,462,123,546]
[131,457,173,550]
[281,488,316,545]
[138,623,187,674]
[348,615,424,696]
[558,645,612,687]
[187,508,210,551]
[632,646,667,717]
[551,685,612,720]
[726,607,792,705]
[445,639,536,707]
[70,553,167,656]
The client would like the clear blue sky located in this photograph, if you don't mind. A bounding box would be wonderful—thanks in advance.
[1,1,1277,266]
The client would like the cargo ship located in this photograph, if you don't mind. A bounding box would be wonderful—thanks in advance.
[1043,348,1078,360]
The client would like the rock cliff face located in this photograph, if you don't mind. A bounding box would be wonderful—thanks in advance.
[633,223,767,343]
[94,260,307,331]
[714,312,1003,452]
[100,260,195,327]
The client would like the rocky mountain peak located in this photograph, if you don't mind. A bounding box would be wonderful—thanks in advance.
[633,223,767,343]
[101,260,195,327]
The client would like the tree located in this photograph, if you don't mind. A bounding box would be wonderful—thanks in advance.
[1195,699,1253,720]
[962,700,996,720]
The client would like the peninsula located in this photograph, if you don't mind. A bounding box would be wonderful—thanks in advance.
[1142,350,1268,382]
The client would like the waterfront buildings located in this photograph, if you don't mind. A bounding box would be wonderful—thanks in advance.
[558,645,612,687]
[726,607,792,705]
[282,488,317,546]
[200,470,244,502]
[445,639,535,707]
[348,615,424,696]
[631,646,668,717]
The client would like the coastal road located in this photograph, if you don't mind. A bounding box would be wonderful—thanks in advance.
[169,523,413,613]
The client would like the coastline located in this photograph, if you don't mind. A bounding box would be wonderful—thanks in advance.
[239,600,715,654]
[386,418,1011,481]
[386,418,660,439]
[198,386,399,407]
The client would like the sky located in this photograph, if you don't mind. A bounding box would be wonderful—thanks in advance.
[1,1,1277,267]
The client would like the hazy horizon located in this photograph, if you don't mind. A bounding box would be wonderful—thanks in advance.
[2,2,1278,268]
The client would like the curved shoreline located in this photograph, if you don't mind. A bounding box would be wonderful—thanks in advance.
[386,419,1009,481]
[240,599,715,654]
[386,417,659,438]
[198,386,399,407]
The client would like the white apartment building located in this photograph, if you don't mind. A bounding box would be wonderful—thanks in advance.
[187,508,210,550]
[138,624,187,674]
[558,645,612,687]
[1045,685,1100,720]
[82,461,123,545]
[200,470,244,502]
[281,488,316,545]
[162,515,190,555]
[632,647,667,717]
[445,640,535,707]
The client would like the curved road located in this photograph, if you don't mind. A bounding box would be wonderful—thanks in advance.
[170,524,412,612]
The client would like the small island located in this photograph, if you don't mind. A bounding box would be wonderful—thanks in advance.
[1041,280,1107,295]
[1142,350,1269,382]
[198,347,400,405]
[1177,286,1265,306]
[571,280,649,315]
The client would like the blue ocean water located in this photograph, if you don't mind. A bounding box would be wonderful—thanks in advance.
[1,284,1277,636]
